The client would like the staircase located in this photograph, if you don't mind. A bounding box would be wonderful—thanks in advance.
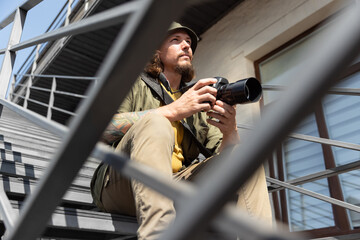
[0,103,138,239]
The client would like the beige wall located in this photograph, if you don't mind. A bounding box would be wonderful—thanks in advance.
[193,0,346,126]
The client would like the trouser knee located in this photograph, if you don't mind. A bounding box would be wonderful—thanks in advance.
[136,113,174,145]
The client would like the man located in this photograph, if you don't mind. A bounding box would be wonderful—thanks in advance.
[91,22,272,239]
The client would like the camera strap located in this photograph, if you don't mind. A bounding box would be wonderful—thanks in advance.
[140,73,212,158]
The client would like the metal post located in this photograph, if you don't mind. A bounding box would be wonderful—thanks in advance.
[31,44,41,74]
[47,77,56,119]
[23,76,32,109]
[0,189,16,231]
[9,74,16,101]
[65,0,74,26]
[0,8,27,99]
[84,0,89,11]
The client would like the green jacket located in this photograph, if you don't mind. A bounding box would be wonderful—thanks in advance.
[91,72,223,210]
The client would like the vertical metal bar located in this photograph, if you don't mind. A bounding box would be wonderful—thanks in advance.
[159,2,360,239]
[0,189,16,231]
[23,76,32,109]
[6,0,189,239]
[0,8,27,99]
[84,0,89,11]
[31,44,41,74]
[47,77,56,119]
[65,0,74,26]
[9,74,16,101]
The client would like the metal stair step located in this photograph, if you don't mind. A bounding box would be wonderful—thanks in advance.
[0,175,93,207]
[0,117,59,137]
[0,140,56,157]
[0,125,61,144]
[0,199,138,239]
[0,159,95,185]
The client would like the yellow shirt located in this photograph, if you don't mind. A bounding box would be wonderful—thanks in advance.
[160,83,184,173]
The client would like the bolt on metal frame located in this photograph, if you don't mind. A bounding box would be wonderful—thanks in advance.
[0,0,359,240]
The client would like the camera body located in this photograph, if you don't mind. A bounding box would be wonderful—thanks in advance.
[211,77,262,105]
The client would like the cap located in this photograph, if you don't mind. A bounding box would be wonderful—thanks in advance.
[168,22,199,53]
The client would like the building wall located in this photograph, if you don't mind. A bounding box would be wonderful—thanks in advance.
[193,0,346,126]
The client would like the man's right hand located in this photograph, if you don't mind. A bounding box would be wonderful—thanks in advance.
[157,78,218,122]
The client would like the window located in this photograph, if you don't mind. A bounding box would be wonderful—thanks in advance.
[256,21,360,237]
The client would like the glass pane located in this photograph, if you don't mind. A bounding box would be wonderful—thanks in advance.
[283,114,335,231]
[287,179,334,231]
[323,72,360,229]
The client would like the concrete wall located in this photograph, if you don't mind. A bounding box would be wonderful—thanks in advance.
[193,0,346,126]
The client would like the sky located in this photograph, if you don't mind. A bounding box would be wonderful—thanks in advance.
[0,0,69,75]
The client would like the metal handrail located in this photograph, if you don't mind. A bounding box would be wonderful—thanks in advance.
[263,84,360,96]
[9,74,95,120]
[238,123,360,151]
[268,159,360,193]
[15,1,69,78]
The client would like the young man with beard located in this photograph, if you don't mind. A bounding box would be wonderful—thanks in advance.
[91,22,272,239]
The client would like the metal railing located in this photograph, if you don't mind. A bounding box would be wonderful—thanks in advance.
[9,73,97,120]
[0,0,360,239]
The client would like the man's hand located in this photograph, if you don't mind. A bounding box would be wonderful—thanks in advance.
[157,78,218,121]
[206,100,240,150]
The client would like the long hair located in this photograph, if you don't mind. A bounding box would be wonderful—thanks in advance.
[144,51,195,83]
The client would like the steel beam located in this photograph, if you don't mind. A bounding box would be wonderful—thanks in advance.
[0,0,43,30]
[9,1,139,52]
[0,189,15,231]
[0,8,27,99]
[159,3,360,239]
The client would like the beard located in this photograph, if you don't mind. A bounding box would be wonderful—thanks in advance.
[174,62,195,83]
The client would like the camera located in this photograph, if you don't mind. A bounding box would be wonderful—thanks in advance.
[211,77,262,105]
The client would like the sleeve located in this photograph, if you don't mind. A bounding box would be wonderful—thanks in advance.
[117,78,140,114]
[205,121,223,155]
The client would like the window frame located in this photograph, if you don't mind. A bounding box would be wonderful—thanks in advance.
[254,21,360,238]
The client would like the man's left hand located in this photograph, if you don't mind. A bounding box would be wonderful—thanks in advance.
[206,100,240,149]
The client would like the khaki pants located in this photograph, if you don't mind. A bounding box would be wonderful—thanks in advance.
[100,113,272,239]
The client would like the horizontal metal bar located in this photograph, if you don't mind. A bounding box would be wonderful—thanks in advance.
[237,123,360,151]
[268,159,360,193]
[51,106,76,116]
[9,92,25,100]
[0,48,5,55]
[262,84,360,96]
[289,132,360,151]
[25,98,48,108]
[267,177,360,213]
[9,1,139,52]
[30,85,51,93]
[16,73,98,80]
[93,144,195,201]
[53,90,87,99]
[16,85,88,99]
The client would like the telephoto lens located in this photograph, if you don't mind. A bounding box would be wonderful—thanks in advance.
[213,77,262,105]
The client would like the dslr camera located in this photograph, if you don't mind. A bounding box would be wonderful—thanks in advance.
[209,77,262,105]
